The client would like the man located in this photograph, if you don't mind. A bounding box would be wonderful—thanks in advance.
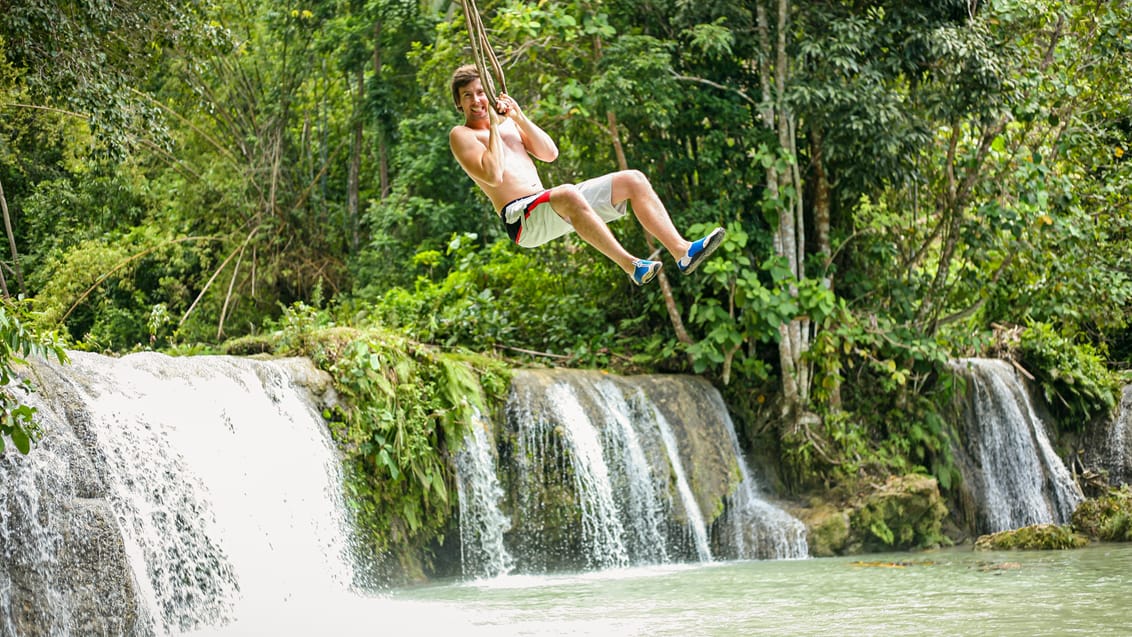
[448,64,724,286]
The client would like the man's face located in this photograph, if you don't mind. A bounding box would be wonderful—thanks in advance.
[457,78,490,122]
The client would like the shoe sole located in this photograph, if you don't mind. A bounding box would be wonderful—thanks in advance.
[680,229,725,275]
[633,263,662,286]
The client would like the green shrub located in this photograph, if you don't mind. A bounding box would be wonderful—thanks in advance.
[273,303,511,579]
[371,234,649,367]
[0,300,68,454]
[1018,322,1121,430]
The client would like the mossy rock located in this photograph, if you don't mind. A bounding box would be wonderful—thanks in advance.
[1071,486,1132,541]
[798,504,851,557]
[848,474,949,552]
[221,334,278,356]
[974,523,1088,550]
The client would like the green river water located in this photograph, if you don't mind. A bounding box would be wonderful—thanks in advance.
[380,543,1131,636]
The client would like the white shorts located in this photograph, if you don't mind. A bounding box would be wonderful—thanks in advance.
[500,173,628,248]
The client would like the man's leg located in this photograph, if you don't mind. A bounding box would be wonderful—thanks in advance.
[548,184,639,274]
[608,170,692,258]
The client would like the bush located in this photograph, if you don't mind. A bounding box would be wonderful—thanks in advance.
[1018,322,1122,431]
[369,234,653,367]
[272,303,512,581]
[0,300,68,454]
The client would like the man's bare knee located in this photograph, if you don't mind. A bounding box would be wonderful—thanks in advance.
[549,185,591,221]
[624,169,649,189]
[613,169,657,203]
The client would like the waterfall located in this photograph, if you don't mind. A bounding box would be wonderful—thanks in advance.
[454,410,514,579]
[511,380,631,570]
[1094,386,1132,486]
[501,370,807,572]
[591,382,670,564]
[0,352,354,636]
[950,358,1084,533]
[714,392,809,560]
[650,401,713,562]
[3,352,806,634]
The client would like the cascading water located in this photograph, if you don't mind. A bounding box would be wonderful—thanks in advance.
[3,353,808,635]
[649,399,714,562]
[1093,386,1132,486]
[454,410,514,579]
[713,391,809,560]
[513,381,631,570]
[950,358,1084,533]
[0,352,355,636]
[501,370,807,572]
[593,382,671,565]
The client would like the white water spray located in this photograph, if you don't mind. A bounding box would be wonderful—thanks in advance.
[952,358,1083,532]
[712,393,808,560]
[455,410,514,579]
[1099,387,1132,485]
[592,381,669,565]
[650,403,714,562]
[2,352,356,635]
[543,382,630,569]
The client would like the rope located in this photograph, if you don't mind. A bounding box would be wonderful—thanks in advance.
[459,0,507,107]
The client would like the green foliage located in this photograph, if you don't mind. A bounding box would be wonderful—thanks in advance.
[0,300,67,454]
[1018,322,1122,430]
[368,233,660,369]
[29,226,220,350]
[272,302,510,571]
[773,299,961,491]
[686,221,786,384]
[0,0,189,154]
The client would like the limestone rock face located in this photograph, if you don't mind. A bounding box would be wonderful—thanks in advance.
[795,504,850,558]
[629,375,739,522]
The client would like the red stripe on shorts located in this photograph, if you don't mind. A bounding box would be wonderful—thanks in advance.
[514,190,553,245]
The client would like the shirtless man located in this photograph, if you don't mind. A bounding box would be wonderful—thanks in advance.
[447,64,724,286]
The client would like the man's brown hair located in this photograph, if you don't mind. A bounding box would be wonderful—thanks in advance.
[450,64,480,109]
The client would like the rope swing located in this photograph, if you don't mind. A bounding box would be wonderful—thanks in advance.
[459,0,508,107]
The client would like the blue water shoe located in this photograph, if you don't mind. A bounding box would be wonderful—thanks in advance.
[630,259,662,286]
[677,227,726,274]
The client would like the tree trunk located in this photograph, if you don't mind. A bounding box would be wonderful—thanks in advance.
[374,20,390,201]
[759,0,813,425]
[0,176,25,297]
[348,63,364,254]
[810,125,840,408]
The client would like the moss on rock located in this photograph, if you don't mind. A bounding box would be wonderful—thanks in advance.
[848,474,949,552]
[974,523,1087,550]
[798,504,851,557]
[1071,486,1132,542]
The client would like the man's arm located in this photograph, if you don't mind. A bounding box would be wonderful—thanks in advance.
[450,108,506,186]
[496,94,559,163]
